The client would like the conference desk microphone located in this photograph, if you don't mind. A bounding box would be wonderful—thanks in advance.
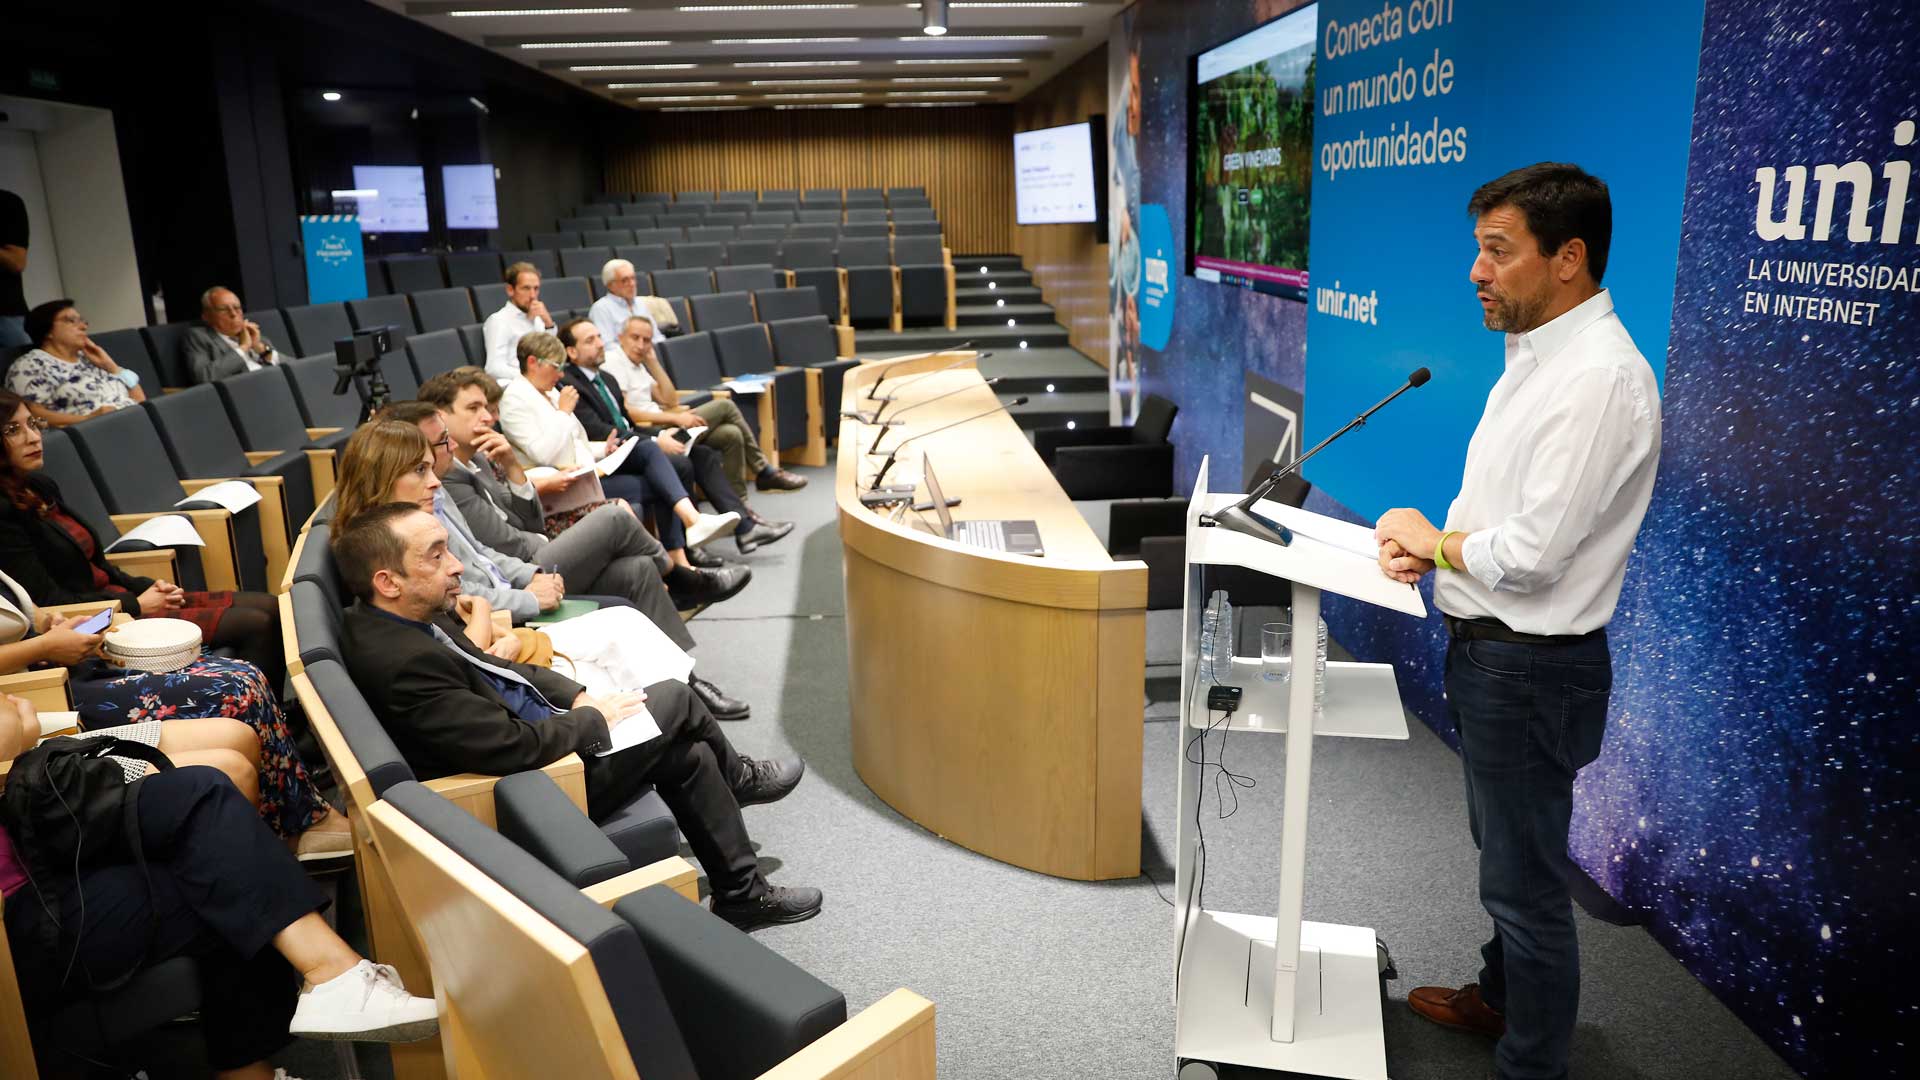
[867,377,1004,455]
[842,341,975,421]
[869,351,994,424]
[1203,366,1431,547]
[866,395,1030,494]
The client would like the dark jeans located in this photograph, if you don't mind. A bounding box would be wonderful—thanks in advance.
[581,679,764,905]
[5,766,327,1070]
[670,444,751,530]
[603,437,691,550]
[1444,632,1611,1080]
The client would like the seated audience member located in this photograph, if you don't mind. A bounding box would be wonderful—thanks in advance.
[419,368,749,611]
[5,299,144,426]
[0,391,286,691]
[333,419,751,718]
[558,318,791,555]
[590,258,665,353]
[332,502,818,929]
[0,698,440,1076]
[481,261,554,383]
[610,312,807,496]
[496,331,737,563]
[0,567,349,858]
[185,286,280,384]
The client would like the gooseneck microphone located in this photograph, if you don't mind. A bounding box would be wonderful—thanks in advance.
[869,396,1030,491]
[1205,367,1431,547]
[869,350,993,424]
[865,341,973,402]
[869,377,1003,454]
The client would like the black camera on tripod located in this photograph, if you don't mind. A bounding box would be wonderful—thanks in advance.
[331,325,396,424]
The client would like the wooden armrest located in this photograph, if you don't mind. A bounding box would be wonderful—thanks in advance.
[306,427,341,440]
[581,855,700,906]
[708,388,733,400]
[423,753,586,829]
[242,450,280,466]
[39,600,118,620]
[834,324,855,360]
[0,668,71,714]
[104,547,178,583]
[676,389,707,402]
[754,989,936,1080]
[180,476,291,590]
[109,507,238,592]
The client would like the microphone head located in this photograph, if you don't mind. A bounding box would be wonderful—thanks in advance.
[983,376,1003,385]
[1409,367,1432,387]
[973,351,994,360]
[1010,395,1030,406]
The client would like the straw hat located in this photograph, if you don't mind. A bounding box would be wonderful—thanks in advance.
[103,618,203,674]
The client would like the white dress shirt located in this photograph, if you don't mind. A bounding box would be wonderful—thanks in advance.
[496,376,601,468]
[1433,289,1662,636]
[223,332,270,372]
[482,301,551,384]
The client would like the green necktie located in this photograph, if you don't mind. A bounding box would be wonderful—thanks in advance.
[591,375,632,435]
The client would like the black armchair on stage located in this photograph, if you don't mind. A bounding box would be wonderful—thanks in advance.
[1034,394,1179,501]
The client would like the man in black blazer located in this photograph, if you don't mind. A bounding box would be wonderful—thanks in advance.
[557,318,792,555]
[332,501,822,930]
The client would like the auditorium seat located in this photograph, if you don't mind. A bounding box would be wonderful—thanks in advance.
[847,186,884,200]
[283,354,365,431]
[840,222,891,239]
[458,324,487,365]
[716,190,756,204]
[283,302,356,360]
[706,211,748,228]
[247,309,296,359]
[635,226,684,245]
[779,238,844,321]
[347,293,420,336]
[714,264,778,293]
[145,383,316,542]
[686,225,735,243]
[494,771,675,891]
[666,297,693,336]
[619,243,672,272]
[767,315,859,427]
[609,214,654,232]
[530,231,578,250]
[633,191,672,205]
[364,259,390,297]
[410,287,479,334]
[688,291,755,332]
[711,324,807,451]
[892,207,938,223]
[786,222,839,241]
[801,187,841,204]
[671,241,725,269]
[288,578,342,671]
[749,210,795,226]
[407,329,470,385]
[381,351,421,402]
[723,240,778,267]
[836,237,898,329]
[90,328,164,394]
[760,188,798,201]
[503,249,561,280]
[886,186,927,201]
[385,255,446,294]
[213,366,352,502]
[650,267,715,299]
[1035,393,1180,501]
[894,220,944,237]
[676,190,715,203]
[559,246,615,281]
[657,211,706,228]
[752,287,821,323]
[558,216,604,233]
[736,224,787,241]
[138,321,199,388]
[444,250,504,287]
[36,425,202,591]
[658,331,728,396]
[469,283,509,318]
[582,228,635,248]
[846,208,890,224]
[542,276,594,313]
[795,209,841,225]
[893,234,955,329]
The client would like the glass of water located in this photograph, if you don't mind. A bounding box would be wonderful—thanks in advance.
[1261,622,1292,683]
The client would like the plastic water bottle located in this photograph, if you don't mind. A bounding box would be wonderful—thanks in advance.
[1314,617,1329,718]
[1201,590,1234,682]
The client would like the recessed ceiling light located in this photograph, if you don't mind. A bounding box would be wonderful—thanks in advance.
[634,94,741,101]
[750,79,862,86]
[607,81,722,88]
[775,103,865,110]
[885,89,992,96]
[895,33,1048,40]
[735,60,861,67]
[762,92,864,99]
[891,76,1003,83]
[569,62,697,71]
[449,6,631,14]
[679,3,855,9]
[714,37,859,44]
[895,57,1022,64]
[660,105,751,112]
[519,39,668,48]
[908,1,1085,7]
[884,102,978,108]
[321,91,343,101]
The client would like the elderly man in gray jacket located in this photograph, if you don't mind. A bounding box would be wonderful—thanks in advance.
[183,286,280,384]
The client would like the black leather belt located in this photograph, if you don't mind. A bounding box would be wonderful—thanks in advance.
[1444,614,1602,647]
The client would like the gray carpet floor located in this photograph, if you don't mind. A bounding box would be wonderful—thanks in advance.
[288,446,1800,1080]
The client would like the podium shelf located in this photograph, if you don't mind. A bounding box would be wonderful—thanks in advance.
[1189,656,1409,740]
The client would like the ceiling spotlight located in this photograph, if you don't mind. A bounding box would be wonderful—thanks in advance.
[922,0,948,36]
[321,91,343,101]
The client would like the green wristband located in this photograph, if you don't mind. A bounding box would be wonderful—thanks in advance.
[1432,530,1458,571]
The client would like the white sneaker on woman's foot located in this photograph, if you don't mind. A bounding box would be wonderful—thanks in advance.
[289,960,439,1043]
[686,511,741,549]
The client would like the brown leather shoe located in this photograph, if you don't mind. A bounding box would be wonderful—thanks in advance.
[1407,983,1506,1038]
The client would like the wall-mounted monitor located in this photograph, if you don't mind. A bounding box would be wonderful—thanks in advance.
[442,163,498,230]
[348,164,429,233]
[1014,120,1101,226]
[1187,3,1317,300]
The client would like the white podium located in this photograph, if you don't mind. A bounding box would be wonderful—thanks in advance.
[1172,459,1426,1079]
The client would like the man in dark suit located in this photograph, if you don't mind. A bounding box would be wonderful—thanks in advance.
[182,286,280,384]
[556,318,792,555]
[332,501,822,930]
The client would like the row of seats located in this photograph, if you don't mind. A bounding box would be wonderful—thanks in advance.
[371,226,943,295]
[532,219,938,254]
[594,185,927,209]
[557,207,939,233]
[284,501,935,1079]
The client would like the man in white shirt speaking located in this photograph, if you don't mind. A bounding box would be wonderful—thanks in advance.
[1373,163,1661,1080]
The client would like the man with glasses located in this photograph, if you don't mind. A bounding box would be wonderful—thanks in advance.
[590,258,664,360]
[184,286,280,384]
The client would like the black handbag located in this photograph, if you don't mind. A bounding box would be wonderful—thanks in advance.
[1,734,173,988]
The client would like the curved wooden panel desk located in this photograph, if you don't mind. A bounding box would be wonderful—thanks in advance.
[837,353,1148,880]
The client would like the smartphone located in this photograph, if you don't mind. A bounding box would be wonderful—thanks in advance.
[72,610,113,635]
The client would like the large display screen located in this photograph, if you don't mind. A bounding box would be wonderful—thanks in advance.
[441,164,499,230]
[1014,121,1099,225]
[1187,3,1317,300]
[349,165,429,233]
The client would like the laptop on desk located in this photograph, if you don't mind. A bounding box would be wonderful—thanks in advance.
[923,455,1044,557]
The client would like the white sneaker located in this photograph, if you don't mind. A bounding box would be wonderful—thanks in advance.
[685,511,741,549]
[289,959,439,1043]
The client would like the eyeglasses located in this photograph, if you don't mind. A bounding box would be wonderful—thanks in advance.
[531,356,564,370]
[3,418,51,443]
[429,434,453,452]
[208,304,244,315]
[53,312,86,326]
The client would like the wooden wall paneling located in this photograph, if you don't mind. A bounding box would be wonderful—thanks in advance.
[1011,43,1113,365]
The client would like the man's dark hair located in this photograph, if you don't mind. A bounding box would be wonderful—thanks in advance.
[23,299,75,348]
[1467,163,1612,283]
[375,399,442,426]
[555,317,595,350]
[331,501,428,600]
[418,367,496,409]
